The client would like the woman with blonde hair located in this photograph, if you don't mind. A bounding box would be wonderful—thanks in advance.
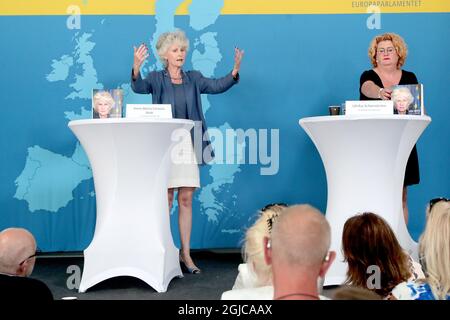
[392,198,450,300]
[93,91,115,119]
[221,204,286,299]
[236,203,287,289]
[132,29,243,273]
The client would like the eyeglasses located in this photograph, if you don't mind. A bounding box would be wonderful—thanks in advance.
[19,248,42,266]
[428,197,449,211]
[377,47,396,55]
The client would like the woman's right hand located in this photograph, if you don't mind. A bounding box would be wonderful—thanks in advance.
[379,87,392,100]
[133,44,149,78]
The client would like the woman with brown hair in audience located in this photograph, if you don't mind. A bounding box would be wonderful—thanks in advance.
[342,212,424,299]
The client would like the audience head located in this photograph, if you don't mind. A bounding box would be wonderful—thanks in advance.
[332,286,383,300]
[156,29,189,68]
[264,204,335,298]
[419,198,450,300]
[243,203,287,286]
[368,32,408,68]
[342,212,410,297]
[0,228,38,277]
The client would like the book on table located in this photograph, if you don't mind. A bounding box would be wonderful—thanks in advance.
[91,89,123,119]
[391,84,424,115]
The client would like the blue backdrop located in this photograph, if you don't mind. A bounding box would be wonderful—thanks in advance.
[0,11,449,252]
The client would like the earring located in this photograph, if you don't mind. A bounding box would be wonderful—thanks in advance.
[324,252,330,262]
[266,240,271,249]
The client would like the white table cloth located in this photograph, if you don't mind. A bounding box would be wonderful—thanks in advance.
[299,115,431,285]
[68,118,194,292]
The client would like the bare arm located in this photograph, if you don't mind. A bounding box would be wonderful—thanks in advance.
[361,80,392,100]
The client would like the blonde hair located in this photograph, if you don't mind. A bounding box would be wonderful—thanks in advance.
[391,87,414,110]
[243,204,286,287]
[392,87,414,104]
[93,91,115,112]
[368,32,408,68]
[419,200,450,300]
[156,29,189,68]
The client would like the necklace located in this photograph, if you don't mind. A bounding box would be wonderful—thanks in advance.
[275,292,320,300]
[166,68,182,80]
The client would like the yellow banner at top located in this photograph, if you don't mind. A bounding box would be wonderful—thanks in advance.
[1,0,449,16]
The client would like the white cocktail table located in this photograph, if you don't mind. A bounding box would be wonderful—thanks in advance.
[299,115,431,285]
[68,118,194,292]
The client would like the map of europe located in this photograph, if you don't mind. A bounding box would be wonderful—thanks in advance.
[14,0,243,232]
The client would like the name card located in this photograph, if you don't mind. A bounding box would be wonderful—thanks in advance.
[125,104,173,119]
[345,101,393,115]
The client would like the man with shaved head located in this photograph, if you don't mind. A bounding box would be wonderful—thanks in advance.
[0,228,53,300]
[263,204,336,300]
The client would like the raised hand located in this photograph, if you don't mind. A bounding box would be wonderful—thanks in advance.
[232,47,244,78]
[133,43,149,78]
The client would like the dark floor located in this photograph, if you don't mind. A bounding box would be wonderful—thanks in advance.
[32,250,337,300]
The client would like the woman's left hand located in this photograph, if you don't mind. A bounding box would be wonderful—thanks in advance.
[232,47,244,78]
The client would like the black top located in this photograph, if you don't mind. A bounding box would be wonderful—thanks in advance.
[359,69,420,186]
[359,69,418,100]
[173,83,188,119]
[0,274,54,300]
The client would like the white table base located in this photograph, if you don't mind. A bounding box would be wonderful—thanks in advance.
[69,119,194,292]
[300,115,431,285]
